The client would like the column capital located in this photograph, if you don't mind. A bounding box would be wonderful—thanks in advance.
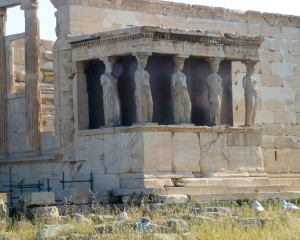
[242,60,259,75]
[21,0,38,10]
[100,56,119,63]
[205,57,224,66]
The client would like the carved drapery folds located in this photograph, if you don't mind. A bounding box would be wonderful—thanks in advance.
[242,60,258,126]
[0,7,7,157]
[22,0,42,152]
[100,56,121,127]
[134,53,153,124]
[206,57,223,126]
[172,56,191,124]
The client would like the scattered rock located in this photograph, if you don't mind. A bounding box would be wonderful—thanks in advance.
[238,218,273,226]
[73,213,92,222]
[94,224,114,234]
[116,212,130,221]
[72,233,99,239]
[29,206,59,218]
[191,207,231,215]
[57,188,89,204]
[18,192,56,207]
[155,195,189,203]
[0,199,7,220]
[151,233,178,240]
[36,224,73,239]
[165,219,188,233]
[87,214,114,223]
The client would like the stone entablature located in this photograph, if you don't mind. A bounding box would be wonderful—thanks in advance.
[77,125,264,137]
[50,0,300,28]
[69,26,263,62]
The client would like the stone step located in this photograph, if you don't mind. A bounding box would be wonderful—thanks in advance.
[111,185,300,197]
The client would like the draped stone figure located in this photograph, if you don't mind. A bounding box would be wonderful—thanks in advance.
[206,58,223,126]
[134,53,153,123]
[171,56,191,124]
[243,60,258,126]
[100,57,121,127]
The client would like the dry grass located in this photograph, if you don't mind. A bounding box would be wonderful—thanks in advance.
[1,201,300,240]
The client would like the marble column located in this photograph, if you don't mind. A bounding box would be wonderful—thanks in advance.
[21,0,42,152]
[205,57,223,126]
[0,8,7,157]
[134,53,153,123]
[242,60,258,126]
[172,56,191,124]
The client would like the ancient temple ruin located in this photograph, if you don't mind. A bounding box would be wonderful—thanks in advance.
[0,0,300,204]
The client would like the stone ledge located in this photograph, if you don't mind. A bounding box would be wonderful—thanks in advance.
[0,153,61,165]
[78,125,264,137]
[51,0,300,28]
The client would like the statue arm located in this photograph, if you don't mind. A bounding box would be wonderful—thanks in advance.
[243,77,247,89]
[100,75,106,86]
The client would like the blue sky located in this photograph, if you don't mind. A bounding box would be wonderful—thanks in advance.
[6,0,300,41]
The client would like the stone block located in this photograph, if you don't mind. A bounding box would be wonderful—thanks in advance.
[135,13,160,26]
[285,76,300,88]
[161,15,187,29]
[93,174,120,194]
[171,132,200,172]
[264,124,285,136]
[131,172,194,179]
[155,195,189,204]
[121,179,164,189]
[228,146,263,171]
[237,23,260,35]
[232,61,246,73]
[261,50,282,63]
[274,137,297,149]
[284,52,300,64]
[263,149,288,172]
[261,75,284,87]
[260,25,282,38]
[262,138,274,148]
[19,192,56,207]
[0,198,7,219]
[259,86,295,100]
[228,133,262,146]
[255,62,271,74]
[29,206,59,218]
[264,99,285,111]
[56,188,89,204]
[187,18,212,31]
[200,133,229,174]
[256,111,274,124]
[0,193,7,205]
[175,178,208,187]
[104,133,132,173]
[282,27,300,40]
[79,135,104,160]
[285,124,300,136]
[132,132,172,173]
[274,112,292,124]
[271,63,294,77]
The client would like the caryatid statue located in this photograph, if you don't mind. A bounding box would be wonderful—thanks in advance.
[171,56,191,124]
[206,58,223,126]
[242,60,258,126]
[100,57,121,127]
[134,53,153,123]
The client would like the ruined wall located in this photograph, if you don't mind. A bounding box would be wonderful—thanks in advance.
[50,0,300,175]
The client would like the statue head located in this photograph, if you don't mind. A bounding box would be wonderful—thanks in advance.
[173,57,185,72]
[136,54,150,70]
[211,64,219,74]
[103,57,117,74]
[244,60,258,76]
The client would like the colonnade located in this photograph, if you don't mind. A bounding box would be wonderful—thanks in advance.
[99,53,258,127]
